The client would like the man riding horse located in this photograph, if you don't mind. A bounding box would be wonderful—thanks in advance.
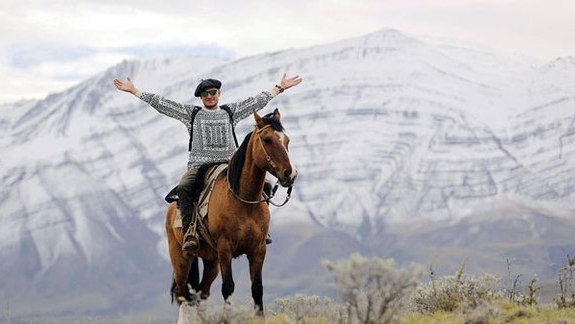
[113,74,302,253]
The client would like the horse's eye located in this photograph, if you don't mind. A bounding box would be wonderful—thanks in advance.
[263,138,272,144]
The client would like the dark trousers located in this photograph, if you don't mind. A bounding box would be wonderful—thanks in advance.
[177,167,199,234]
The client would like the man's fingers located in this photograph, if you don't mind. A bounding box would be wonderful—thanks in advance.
[288,76,302,86]
[277,73,302,90]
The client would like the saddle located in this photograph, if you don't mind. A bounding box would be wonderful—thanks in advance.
[165,163,228,229]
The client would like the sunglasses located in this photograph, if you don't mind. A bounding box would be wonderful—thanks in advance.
[200,89,218,97]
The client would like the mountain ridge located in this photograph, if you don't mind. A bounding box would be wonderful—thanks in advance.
[1,28,574,318]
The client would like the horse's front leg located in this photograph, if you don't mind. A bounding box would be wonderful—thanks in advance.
[217,240,235,303]
[248,245,266,316]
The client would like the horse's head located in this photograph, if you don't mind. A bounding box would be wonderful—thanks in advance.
[253,109,297,187]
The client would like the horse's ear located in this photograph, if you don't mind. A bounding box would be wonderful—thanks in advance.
[272,108,281,121]
[254,111,263,126]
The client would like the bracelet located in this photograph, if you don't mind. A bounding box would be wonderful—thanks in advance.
[275,84,285,93]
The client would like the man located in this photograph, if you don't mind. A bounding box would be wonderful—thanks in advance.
[113,74,302,253]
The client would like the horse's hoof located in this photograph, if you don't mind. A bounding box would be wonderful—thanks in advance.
[176,296,189,304]
[177,296,200,307]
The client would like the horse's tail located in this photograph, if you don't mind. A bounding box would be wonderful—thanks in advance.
[188,257,200,291]
[170,274,177,304]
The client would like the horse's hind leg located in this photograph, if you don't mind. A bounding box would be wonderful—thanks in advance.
[198,259,219,300]
[248,247,266,316]
[217,242,235,303]
[172,254,192,302]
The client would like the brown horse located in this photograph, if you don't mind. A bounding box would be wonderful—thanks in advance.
[165,109,297,315]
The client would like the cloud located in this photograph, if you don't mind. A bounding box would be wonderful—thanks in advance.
[0,62,78,103]
[0,42,235,103]
[6,43,235,69]
[1,0,574,103]
[7,45,95,69]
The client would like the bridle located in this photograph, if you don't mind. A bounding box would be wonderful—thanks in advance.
[226,124,294,207]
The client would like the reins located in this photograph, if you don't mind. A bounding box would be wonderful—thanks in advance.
[226,124,293,207]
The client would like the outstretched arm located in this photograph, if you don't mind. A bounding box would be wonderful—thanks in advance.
[231,73,303,122]
[113,76,190,123]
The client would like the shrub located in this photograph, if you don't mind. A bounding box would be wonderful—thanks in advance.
[323,253,422,324]
[178,302,258,324]
[460,300,500,324]
[504,258,540,306]
[411,264,503,314]
[555,255,575,309]
[271,294,345,323]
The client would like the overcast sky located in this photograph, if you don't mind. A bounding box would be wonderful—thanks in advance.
[1,0,574,103]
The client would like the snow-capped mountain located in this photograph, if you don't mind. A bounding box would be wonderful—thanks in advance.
[1,29,574,318]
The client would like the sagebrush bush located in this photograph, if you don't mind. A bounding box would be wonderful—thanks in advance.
[178,302,258,324]
[323,253,422,324]
[271,294,345,323]
[460,300,500,324]
[503,258,541,306]
[555,255,575,309]
[411,264,503,314]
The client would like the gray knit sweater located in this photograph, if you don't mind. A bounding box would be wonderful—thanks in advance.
[138,91,275,169]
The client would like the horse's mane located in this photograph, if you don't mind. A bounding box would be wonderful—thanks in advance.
[228,131,253,192]
[227,112,284,192]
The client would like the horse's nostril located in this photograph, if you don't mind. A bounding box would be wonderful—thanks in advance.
[284,170,291,178]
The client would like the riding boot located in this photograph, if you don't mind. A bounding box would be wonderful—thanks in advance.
[179,188,199,253]
[183,223,199,252]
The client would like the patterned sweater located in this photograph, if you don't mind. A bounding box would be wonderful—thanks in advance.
[138,91,276,169]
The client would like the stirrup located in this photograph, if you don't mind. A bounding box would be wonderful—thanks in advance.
[182,224,200,252]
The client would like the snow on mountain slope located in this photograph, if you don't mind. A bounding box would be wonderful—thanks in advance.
[1,29,574,317]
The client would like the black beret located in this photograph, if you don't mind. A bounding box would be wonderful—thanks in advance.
[194,79,222,97]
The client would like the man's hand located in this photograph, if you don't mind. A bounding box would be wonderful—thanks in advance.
[113,77,138,95]
[279,73,303,90]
